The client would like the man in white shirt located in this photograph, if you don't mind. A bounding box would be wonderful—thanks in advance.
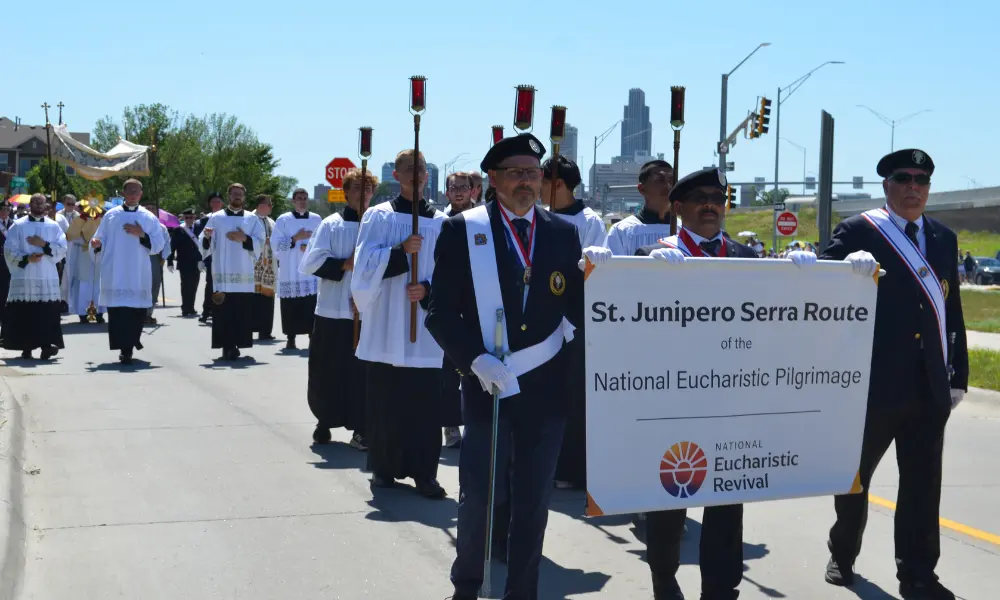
[0,194,67,360]
[91,179,167,365]
[270,188,321,350]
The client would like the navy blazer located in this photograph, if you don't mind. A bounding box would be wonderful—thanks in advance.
[167,226,203,272]
[425,200,584,421]
[821,213,968,411]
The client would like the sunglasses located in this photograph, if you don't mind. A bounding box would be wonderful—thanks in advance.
[890,172,931,186]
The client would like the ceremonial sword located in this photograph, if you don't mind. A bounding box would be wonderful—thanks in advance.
[481,307,505,598]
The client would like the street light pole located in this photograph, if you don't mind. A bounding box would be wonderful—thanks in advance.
[718,43,771,171]
[772,60,844,254]
[856,106,932,152]
[592,120,621,213]
[783,139,807,194]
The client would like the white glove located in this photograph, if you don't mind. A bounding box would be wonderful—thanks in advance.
[845,251,877,277]
[950,389,965,409]
[649,248,685,265]
[579,246,612,271]
[470,353,513,394]
[787,250,817,268]
[197,261,205,272]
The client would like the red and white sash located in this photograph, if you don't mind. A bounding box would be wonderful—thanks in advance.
[657,228,726,258]
[861,207,947,361]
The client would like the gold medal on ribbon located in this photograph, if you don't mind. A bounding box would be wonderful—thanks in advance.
[523,266,532,285]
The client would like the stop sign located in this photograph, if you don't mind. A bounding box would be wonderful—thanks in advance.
[325,158,357,188]
[776,211,798,236]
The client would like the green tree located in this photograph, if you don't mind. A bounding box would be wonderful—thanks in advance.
[754,187,790,206]
[26,159,104,201]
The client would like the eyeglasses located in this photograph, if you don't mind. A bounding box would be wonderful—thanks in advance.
[499,167,543,180]
[890,172,931,186]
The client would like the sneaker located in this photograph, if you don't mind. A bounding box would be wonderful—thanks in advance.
[444,427,462,448]
[349,433,368,451]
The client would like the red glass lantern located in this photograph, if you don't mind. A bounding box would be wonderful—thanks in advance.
[492,125,504,146]
[670,86,686,128]
[359,127,373,158]
[513,85,536,132]
[549,106,567,142]
[410,76,427,113]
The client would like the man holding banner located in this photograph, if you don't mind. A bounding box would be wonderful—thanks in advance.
[627,167,814,600]
[821,149,967,600]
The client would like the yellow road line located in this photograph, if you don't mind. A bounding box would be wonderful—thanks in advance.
[869,494,1000,546]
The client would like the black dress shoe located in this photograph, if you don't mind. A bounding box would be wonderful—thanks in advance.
[20,350,32,360]
[824,555,854,586]
[312,426,332,444]
[415,478,447,499]
[119,351,133,365]
[95,314,105,324]
[40,346,57,360]
[370,474,395,489]
[899,580,955,600]
[286,336,297,350]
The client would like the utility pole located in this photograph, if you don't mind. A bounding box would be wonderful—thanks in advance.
[718,43,770,171]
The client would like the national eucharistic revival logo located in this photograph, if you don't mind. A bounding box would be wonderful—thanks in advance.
[659,441,708,498]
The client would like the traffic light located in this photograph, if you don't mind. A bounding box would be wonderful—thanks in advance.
[757,97,772,136]
[749,113,759,139]
[726,185,736,209]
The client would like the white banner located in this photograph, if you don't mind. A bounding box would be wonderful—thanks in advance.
[49,124,150,181]
[583,257,876,517]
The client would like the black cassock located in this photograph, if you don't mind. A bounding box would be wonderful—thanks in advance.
[308,316,367,435]
[251,293,274,337]
[280,295,316,336]
[107,307,145,352]
[366,362,442,481]
[0,223,12,324]
[212,292,255,349]
[1,301,63,351]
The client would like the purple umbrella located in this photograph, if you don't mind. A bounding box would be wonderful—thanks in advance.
[156,208,180,228]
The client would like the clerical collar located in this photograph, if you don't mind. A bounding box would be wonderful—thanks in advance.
[292,211,310,219]
[637,206,671,225]
[886,204,923,235]
[499,202,535,222]
[682,227,723,245]
[343,206,360,222]
[225,208,245,217]
[390,195,436,218]
[552,199,584,216]
[29,215,44,222]
[123,204,139,212]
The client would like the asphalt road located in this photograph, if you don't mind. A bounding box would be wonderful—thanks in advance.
[3,270,998,599]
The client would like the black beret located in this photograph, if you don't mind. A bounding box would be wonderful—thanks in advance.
[481,133,546,172]
[876,148,934,177]
[180,207,196,216]
[669,167,728,202]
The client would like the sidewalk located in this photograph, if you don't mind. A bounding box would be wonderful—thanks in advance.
[967,329,1000,351]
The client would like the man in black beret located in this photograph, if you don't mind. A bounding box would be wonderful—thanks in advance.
[821,149,965,600]
[615,168,811,600]
[426,133,608,599]
[167,207,203,316]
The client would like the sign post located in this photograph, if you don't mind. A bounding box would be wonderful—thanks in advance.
[325,157,356,203]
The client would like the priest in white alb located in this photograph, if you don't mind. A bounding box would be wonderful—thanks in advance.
[0,194,67,360]
[91,179,166,365]
[200,183,266,361]
[351,149,447,499]
[270,188,321,350]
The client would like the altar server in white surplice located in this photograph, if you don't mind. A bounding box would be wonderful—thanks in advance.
[270,187,321,350]
[351,149,447,500]
[200,183,266,362]
[91,180,166,365]
[0,194,67,360]
[301,168,375,449]
[603,159,681,256]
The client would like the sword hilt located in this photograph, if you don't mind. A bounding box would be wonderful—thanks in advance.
[947,331,957,377]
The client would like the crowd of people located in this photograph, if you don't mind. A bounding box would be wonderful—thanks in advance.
[0,141,969,600]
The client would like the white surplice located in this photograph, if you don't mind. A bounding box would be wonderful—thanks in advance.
[199,209,266,293]
[92,205,166,308]
[547,203,608,248]
[4,216,68,303]
[350,202,446,368]
[65,216,104,314]
[300,212,357,320]
[271,211,321,298]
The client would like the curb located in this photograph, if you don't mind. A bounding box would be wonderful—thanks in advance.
[0,381,26,600]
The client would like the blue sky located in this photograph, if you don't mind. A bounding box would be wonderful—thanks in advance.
[14,0,993,198]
